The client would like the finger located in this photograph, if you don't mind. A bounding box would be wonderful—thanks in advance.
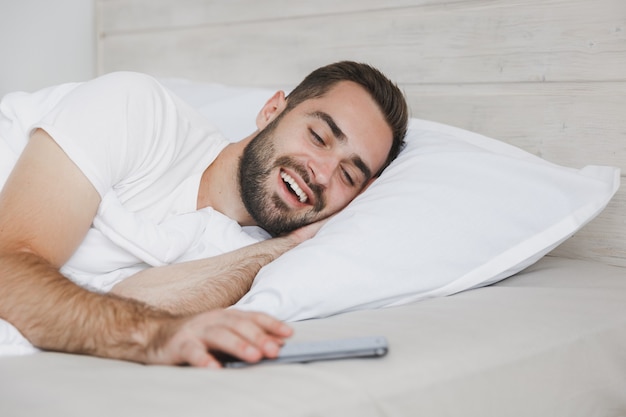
[218,311,293,357]
[209,314,281,359]
[250,314,293,356]
[168,311,293,367]
[153,318,227,368]
[200,325,264,363]
[171,334,221,368]
[195,309,288,333]
[200,309,293,344]
[228,310,293,338]
[243,310,294,338]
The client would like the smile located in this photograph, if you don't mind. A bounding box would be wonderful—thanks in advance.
[280,171,308,203]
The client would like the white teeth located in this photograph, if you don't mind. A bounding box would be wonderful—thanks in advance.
[280,171,308,203]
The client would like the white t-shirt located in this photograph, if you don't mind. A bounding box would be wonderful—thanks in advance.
[0,72,262,291]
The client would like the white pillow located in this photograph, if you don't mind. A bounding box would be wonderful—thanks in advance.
[233,118,619,321]
[160,78,278,141]
[161,80,620,322]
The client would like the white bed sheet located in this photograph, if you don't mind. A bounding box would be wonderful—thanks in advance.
[1,256,625,417]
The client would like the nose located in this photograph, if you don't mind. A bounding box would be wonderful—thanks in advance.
[307,154,338,186]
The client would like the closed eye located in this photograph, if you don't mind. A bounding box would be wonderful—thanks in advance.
[309,129,325,146]
[341,166,355,187]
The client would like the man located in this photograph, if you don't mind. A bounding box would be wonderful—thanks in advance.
[0,61,408,367]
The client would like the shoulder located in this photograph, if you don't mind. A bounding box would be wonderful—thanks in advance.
[94,71,161,88]
[85,72,170,104]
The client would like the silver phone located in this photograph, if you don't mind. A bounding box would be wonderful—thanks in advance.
[220,335,389,368]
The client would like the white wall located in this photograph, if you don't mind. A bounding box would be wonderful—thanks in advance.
[0,0,96,97]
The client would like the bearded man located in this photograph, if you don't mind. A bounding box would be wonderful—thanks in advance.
[0,61,408,367]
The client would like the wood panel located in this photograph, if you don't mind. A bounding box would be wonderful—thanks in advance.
[404,82,626,170]
[550,185,626,267]
[97,0,436,32]
[98,0,626,84]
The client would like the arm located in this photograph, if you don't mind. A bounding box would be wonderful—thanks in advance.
[0,130,292,367]
[109,219,323,315]
[110,236,297,315]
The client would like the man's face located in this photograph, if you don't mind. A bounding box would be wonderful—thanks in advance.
[239,81,392,236]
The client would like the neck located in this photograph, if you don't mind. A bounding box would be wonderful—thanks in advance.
[197,135,256,226]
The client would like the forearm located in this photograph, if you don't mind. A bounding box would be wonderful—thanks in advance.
[0,251,175,362]
[111,233,301,315]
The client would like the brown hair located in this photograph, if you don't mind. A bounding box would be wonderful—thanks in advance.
[285,61,409,175]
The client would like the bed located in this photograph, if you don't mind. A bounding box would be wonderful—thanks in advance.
[1,0,625,415]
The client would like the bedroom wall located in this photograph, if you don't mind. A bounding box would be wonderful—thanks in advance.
[0,0,96,97]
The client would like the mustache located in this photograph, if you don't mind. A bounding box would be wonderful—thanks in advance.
[274,156,325,212]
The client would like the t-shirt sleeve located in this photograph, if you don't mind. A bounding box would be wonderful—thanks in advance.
[33,72,183,198]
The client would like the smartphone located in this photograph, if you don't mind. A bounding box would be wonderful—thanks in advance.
[219,335,389,368]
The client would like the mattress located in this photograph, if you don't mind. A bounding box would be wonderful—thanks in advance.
[1,255,625,417]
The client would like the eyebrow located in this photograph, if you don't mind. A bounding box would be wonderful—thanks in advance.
[310,111,346,142]
[308,111,373,181]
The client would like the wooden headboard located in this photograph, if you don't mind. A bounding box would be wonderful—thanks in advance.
[96,0,626,267]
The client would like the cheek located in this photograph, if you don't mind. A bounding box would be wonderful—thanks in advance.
[326,185,360,212]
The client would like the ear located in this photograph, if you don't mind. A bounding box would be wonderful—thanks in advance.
[256,90,287,130]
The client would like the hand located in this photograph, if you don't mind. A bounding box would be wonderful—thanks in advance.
[287,216,332,244]
[147,310,293,368]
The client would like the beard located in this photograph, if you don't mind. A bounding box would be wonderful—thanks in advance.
[238,118,326,236]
